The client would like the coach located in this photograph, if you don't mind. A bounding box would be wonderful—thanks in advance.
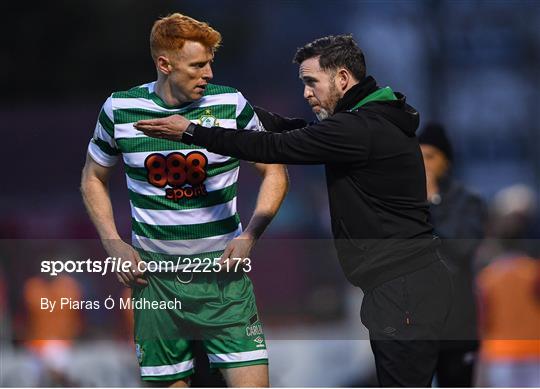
[135,35,453,387]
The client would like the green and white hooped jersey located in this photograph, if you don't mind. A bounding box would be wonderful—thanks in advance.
[87,82,264,263]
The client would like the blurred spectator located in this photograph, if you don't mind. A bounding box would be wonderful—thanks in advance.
[0,264,11,351]
[475,184,540,387]
[476,184,539,268]
[23,275,83,386]
[419,122,487,387]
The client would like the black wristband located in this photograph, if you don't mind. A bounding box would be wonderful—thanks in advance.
[182,123,196,145]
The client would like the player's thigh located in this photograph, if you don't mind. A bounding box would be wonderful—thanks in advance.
[220,364,269,388]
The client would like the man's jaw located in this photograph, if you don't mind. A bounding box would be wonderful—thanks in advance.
[311,104,330,121]
[315,108,330,121]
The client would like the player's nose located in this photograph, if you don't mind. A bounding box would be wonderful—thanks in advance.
[203,64,213,81]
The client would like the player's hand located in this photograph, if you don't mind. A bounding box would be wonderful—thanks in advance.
[103,240,148,288]
[134,114,191,141]
[218,232,255,272]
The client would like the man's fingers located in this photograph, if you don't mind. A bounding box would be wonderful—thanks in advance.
[219,244,235,264]
[138,127,168,139]
[123,269,135,282]
[135,118,166,126]
[136,125,161,133]
[116,273,130,288]
[118,271,131,285]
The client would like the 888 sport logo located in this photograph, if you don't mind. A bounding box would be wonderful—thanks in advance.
[144,151,208,202]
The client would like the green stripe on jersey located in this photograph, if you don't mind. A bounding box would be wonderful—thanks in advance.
[132,214,240,240]
[204,84,237,96]
[98,109,114,137]
[237,102,255,129]
[92,138,119,156]
[117,137,201,153]
[112,86,151,99]
[129,183,237,210]
[114,105,236,125]
[125,159,239,182]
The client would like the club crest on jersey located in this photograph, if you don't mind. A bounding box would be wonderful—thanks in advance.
[199,110,219,128]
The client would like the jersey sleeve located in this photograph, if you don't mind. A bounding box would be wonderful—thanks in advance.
[87,96,121,167]
[236,92,265,132]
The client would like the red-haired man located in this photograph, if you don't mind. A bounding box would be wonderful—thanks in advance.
[81,13,288,387]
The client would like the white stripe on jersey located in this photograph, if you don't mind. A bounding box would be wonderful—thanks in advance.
[132,225,242,255]
[114,119,236,139]
[131,199,236,226]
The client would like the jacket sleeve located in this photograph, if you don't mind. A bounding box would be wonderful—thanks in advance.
[191,112,370,165]
[253,106,308,133]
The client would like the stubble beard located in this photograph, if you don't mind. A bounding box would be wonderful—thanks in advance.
[315,81,341,121]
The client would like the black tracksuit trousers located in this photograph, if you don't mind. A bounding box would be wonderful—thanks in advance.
[361,258,453,387]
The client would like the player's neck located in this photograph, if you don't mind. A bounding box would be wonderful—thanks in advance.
[154,79,190,107]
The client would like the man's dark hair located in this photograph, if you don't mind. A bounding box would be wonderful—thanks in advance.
[293,34,366,81]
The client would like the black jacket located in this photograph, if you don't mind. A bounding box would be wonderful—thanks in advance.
[430,175,486,341]
[190,76,439,290]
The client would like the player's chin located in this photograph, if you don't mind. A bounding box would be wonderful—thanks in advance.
[191,88,205,99]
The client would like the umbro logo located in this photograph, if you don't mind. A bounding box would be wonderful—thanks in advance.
[382,326,397,336]
[254,336,265,347]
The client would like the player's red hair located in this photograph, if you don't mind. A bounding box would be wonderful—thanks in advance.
[150,13,222,60]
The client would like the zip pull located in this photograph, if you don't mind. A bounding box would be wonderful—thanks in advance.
[405,311,411,325]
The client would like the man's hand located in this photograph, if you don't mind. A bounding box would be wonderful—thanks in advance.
[103,240,148,287]
[218,232,256,272]
[134,114,192,141]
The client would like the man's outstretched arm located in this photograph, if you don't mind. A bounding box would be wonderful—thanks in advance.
[134,113,369,166]
[253,107,307,133]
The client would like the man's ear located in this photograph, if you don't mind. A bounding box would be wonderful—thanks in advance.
[156,55,172,75]
[336,68,351,91]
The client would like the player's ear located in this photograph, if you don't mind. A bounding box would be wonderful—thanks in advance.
[156,55,172,75]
